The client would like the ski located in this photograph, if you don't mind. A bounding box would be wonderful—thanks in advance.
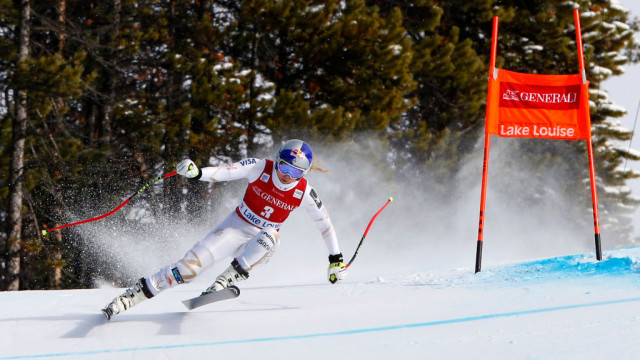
[182,286,240,310]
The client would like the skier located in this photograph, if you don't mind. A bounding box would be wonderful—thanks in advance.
[102,139,347,320]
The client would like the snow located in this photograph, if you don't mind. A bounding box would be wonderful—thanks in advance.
[610,0,628,12]
[600,102,629,114]
[630,148,640,159]
[589,88,609,100]
[612,29,633,42]
[591,65,614,77]
[523,45,544,53]
[602,184,627,195]
[5,139,640,359]
[213,62,233,72]
[3,248,640,360]
[580,11,597,19]
[614,21,631,31]
[388,44,402,56]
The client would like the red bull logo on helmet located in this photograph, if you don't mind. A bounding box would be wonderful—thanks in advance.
[290,149,306,160]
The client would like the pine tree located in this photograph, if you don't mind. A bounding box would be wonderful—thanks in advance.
[0,0,88,290]
[2,0,637,289]
[368,1,490,188]
[468,0,640,244]
[577,1,640,242]
[5,0,30,291]
[217,0,416,144]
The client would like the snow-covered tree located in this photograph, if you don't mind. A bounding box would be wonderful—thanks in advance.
[473,0,640,244]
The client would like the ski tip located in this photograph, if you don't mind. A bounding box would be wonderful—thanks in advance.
[181,299,196,311]
[388,196,393,202]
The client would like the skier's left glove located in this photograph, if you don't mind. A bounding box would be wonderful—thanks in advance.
[176,159,202,179]
[328,253,347,284]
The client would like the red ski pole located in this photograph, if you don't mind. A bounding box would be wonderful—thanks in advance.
[41,171,178,236]
[346,197,393,268]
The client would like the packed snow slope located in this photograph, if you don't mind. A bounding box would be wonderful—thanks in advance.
[4,138,640,359]
[3,247,640,360]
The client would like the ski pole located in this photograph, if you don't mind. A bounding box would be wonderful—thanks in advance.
[41,171,178,236]
[345,196,393,268]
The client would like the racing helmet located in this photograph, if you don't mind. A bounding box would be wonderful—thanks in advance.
[275,139,313,179]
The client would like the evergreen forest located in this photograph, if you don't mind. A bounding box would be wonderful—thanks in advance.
[1,0,639,290]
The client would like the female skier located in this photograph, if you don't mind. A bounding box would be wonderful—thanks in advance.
[102,139,347,320]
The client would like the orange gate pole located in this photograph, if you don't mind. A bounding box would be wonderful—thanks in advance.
[475,16,499,273]
[574,9,602,260]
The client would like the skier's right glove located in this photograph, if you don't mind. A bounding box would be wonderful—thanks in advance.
[176,159,202,179]
[328,253,347,284]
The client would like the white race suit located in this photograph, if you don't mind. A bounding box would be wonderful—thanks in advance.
[145,158,340,295]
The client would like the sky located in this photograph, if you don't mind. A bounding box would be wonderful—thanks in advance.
[605,0,640,239]
[2,247,640,359]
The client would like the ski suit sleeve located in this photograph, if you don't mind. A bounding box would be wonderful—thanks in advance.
[199,158,265,183]
[302,185,341,255]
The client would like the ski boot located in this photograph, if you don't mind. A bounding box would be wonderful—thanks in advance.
[202,259,249,295]
[102,278,154,321]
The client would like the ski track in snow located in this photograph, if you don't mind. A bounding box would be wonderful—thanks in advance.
[3,248,640,359]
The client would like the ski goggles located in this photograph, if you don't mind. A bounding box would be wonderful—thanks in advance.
[277,160,305,179]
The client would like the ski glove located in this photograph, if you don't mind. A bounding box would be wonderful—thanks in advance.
[328,253,347,284]
[176,159,202,179]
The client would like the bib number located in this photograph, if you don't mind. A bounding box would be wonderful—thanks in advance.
[260,206,274,219]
